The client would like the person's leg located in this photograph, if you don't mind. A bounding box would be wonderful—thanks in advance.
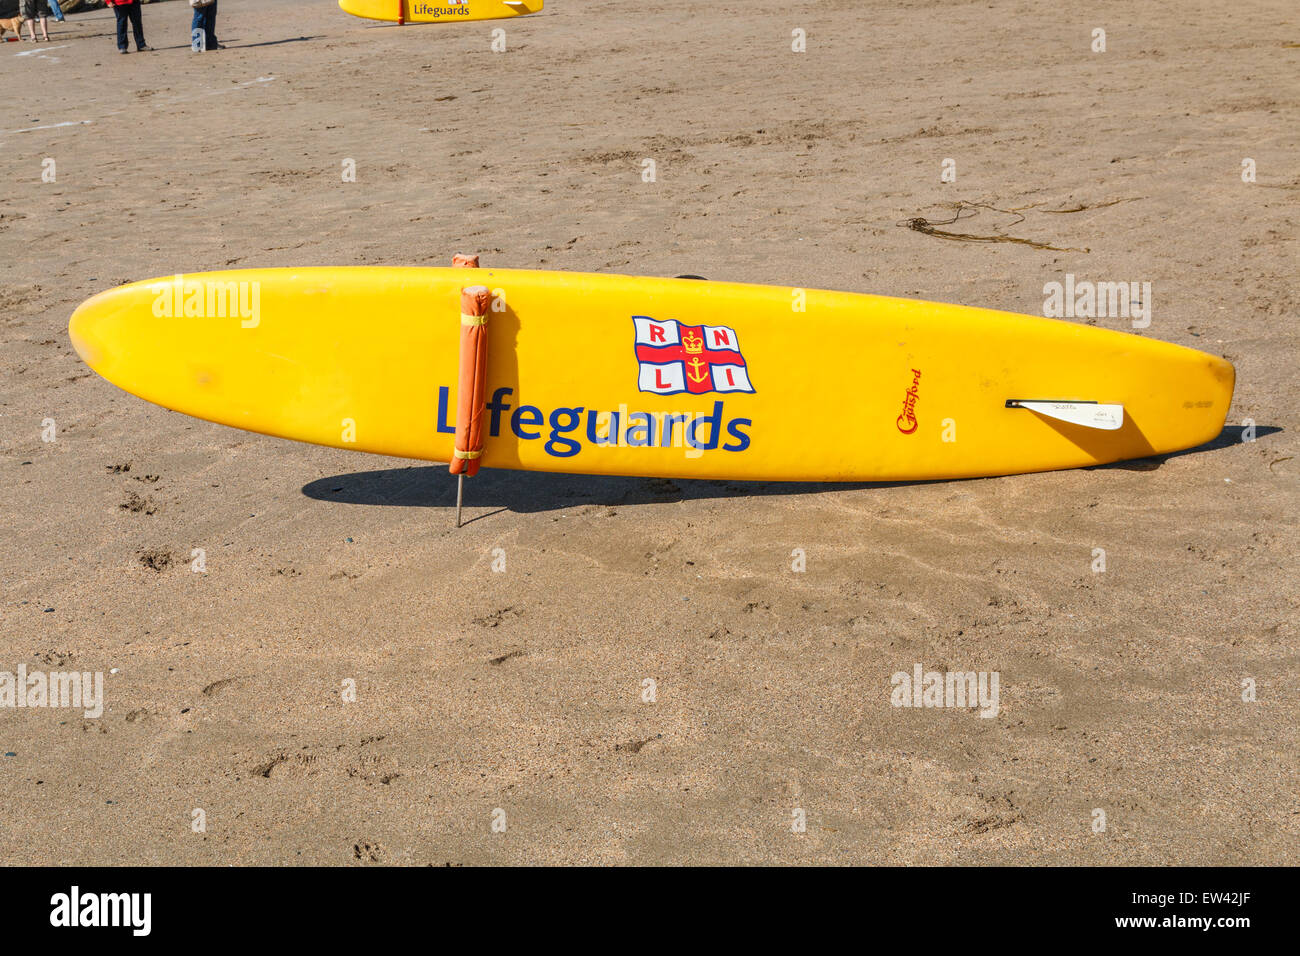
[49,0,64,22]
[208,1,219,49]
[114,6,128,51]
[191,4,205,50]
[39,15,49,40]
[129,3,146,50]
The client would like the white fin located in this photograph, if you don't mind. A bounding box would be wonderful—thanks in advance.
[1010,401,1124,431]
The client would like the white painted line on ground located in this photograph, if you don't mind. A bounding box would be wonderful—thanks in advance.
[0,120,92,135]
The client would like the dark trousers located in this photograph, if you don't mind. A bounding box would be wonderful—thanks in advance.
[191,2,218,51]
[114,4,145,51]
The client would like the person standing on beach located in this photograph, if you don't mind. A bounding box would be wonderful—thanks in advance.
[105,0,151,54]
[20,0,52,41]
[190,0,223,52]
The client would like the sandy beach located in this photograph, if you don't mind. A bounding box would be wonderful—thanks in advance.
[1,0,1296,864]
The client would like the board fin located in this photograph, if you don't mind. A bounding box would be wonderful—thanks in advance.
[1006,400,1124,431]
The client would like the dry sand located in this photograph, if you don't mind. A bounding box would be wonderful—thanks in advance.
[1,0,1296,865]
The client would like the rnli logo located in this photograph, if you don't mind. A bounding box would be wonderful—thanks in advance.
[633,317,756,396]
[897,368,922,434]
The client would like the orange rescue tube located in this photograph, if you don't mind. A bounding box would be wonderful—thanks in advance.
[450,284,490,477]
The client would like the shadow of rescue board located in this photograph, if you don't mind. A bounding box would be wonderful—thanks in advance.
[68,267,1235,483]
[337,0,542,23]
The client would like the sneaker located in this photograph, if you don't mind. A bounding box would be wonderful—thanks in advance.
[137,44,152,52]
[119,48,129,54]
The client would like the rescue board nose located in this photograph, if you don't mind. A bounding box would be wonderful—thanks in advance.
[68,289,117,374]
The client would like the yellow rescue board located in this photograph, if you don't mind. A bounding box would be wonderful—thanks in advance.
[68,268,1235,482]
[338,0,542,24]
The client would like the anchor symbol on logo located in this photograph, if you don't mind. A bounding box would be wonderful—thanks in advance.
[682,331,709,384]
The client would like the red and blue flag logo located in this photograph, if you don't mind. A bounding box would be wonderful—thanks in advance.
[633,316,756,396]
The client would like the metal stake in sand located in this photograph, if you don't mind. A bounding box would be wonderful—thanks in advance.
[451,255,487,528]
